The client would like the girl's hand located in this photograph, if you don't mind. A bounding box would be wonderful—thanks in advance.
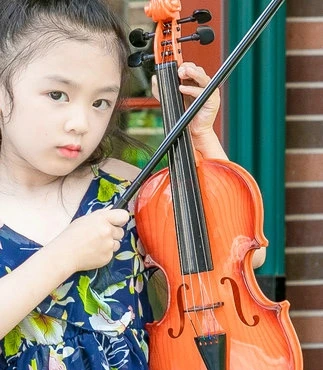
[152,62,226,159]
[48,208,130,273]
[0,207,129,339]
[177,62,220,139]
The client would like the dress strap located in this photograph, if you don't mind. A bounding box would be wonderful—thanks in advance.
[90,164,100,177]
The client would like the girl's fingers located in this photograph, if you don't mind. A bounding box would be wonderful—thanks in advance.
[105,209,129,226]
[178,63,210,87]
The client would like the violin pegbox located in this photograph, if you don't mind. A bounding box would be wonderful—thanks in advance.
[128,0,214,67]
[146,0,182,64]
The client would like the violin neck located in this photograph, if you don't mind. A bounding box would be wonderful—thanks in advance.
[156,61,213,274]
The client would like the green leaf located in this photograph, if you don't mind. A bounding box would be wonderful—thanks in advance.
[29,359,38,370]
[4,326,21,356]
[115,251,135,261]
[77,276,100,315]
[97,178,119,202]
[104,281,127,296]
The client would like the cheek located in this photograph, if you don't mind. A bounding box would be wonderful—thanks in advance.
[92,125,109,146]
[86,117,109,145]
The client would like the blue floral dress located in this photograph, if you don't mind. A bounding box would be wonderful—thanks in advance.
[0,169,153,369]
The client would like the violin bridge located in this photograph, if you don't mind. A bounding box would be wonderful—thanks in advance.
[194,333,226,370]
[184,301,224,313]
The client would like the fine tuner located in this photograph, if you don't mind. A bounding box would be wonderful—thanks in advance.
[128,9,215,67]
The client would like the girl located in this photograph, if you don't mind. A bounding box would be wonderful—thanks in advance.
[0,0,263,369]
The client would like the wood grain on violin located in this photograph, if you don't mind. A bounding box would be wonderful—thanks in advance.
[127,0,303,368]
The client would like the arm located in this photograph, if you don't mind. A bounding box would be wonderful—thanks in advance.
[190,127,228,160]
[177,63,227,160]
[0,242,72,339]
[0,208,128,339]
[178,62,266,268]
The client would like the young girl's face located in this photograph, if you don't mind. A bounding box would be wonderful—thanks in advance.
[0,37,121,178]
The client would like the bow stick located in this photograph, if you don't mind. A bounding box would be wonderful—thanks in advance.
[114,0,285,210]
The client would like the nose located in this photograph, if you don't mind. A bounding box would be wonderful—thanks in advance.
[64,106,90,134]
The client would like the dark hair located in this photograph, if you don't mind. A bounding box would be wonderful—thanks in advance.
[0,0,133,166]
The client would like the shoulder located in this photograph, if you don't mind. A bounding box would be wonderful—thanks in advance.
[100,158,141,182]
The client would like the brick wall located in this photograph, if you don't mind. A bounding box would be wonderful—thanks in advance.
[285,1,323,369]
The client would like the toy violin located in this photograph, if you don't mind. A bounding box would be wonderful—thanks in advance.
[114,0,303,368]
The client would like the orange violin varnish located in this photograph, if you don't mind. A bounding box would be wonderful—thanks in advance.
[131,0,303,369]
[136,159,303,369]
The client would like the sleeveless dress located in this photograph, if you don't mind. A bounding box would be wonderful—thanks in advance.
[0,169,154,369]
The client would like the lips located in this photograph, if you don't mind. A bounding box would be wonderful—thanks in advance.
[57,144,81,159]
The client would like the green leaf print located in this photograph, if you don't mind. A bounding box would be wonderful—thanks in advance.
[19,311,65,345]
[97,178,119,202]
[29,359,38,370]
[115,251,136,261]
[77,275,101,315]
[4,326,22,356]
[103,281,127,296]
[129,277,135,294]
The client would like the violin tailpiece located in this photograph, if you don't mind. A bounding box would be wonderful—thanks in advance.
[194,333,226,370]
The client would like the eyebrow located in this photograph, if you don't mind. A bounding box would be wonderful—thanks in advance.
[44,74,120,94]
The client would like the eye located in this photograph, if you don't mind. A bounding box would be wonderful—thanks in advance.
[48,91,69,102]
[93,99,110,110]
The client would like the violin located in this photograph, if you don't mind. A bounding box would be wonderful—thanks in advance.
[115,0,303,368]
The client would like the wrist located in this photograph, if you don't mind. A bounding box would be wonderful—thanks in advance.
[191,129,228,160]
[44,237,76,279]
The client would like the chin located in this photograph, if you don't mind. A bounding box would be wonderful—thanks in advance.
[42,163,82,177]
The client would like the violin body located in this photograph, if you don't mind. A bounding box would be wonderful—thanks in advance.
[136,159,302,369]
[127,0,303,368]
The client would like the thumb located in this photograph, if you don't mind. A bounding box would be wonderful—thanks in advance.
[105,208,130,226]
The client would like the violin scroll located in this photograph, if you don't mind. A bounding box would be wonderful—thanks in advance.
[144,0,181,22]
[128,6,215,67]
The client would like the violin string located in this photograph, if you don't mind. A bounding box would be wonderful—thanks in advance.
[174,58,220,335]
[166,55,220,335]
[177,150,218,336]
[157,43,186,292]
[163,84,203,332]
[157,43,198,326]
[160,39,217,335]
[156,20,220,336]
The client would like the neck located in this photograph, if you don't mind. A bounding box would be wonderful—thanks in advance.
[0,160,62,196]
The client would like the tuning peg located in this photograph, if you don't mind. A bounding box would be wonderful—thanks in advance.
[178,25,215,46]
[128,51,154,67]
[129,28,155,48]
[177,9,212,25]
